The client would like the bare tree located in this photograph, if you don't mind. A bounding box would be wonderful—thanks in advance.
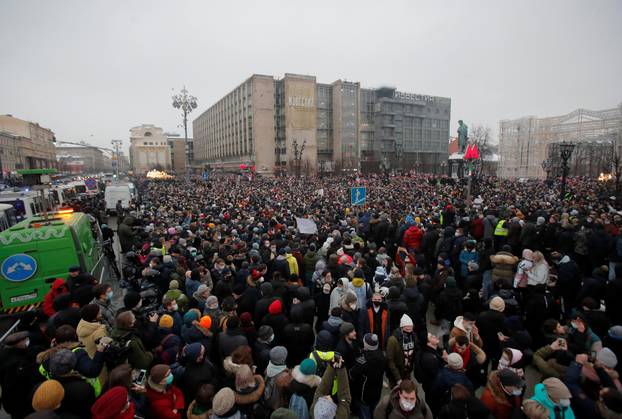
[470,124,498,158]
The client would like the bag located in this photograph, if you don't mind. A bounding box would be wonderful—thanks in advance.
[263,375,281,411]
[311,351,329,378]
[289,393,310,419]
[103,334,132,369]
[514,271,528,288]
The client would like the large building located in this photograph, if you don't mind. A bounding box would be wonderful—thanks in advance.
[193,74,451,175]
[129,124,172,173]
[499,104,622,178]
[0,114,57,176]
[56,145,112,173]
[166,134,191,173]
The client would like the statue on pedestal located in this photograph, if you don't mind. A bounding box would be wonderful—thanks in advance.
[457,120,469,153]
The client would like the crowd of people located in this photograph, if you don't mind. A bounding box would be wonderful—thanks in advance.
[3,172,622,419]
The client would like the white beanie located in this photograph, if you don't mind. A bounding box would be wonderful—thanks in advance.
[400,314,414,328]
[448,353,464,369]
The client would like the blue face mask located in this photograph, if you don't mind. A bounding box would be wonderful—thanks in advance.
[165,373,174,386]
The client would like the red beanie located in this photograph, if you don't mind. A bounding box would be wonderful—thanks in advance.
[268,299,282,315]
[91,386,131,419]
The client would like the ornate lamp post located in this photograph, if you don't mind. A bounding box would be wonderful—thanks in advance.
[172,86,198,171]
[559,142,575,200]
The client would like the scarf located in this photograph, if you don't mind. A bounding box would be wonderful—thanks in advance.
[266,361,287,378]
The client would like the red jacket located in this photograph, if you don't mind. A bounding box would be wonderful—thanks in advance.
[146,385,185,419]
[470,218,484,240]
[42,279,68,317]
[403,226,423,251]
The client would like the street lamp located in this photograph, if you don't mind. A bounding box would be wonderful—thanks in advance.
[292,139,306,178]
[559,142,575,200]
[172,86,198,171]
[541,159,552,182]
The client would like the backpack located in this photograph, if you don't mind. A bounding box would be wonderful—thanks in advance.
[263,374,281,411]
[289,393,310,419]
[102,333,132,369]
[311,351,329,378]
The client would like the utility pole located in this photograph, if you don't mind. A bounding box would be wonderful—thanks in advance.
[172,86,198,173]
[111,139,122,179]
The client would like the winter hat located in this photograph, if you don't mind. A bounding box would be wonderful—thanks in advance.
[271,408,298,419]
[597,348,618,369]
[270,346,288,366]
[123,291,141,309]
[498,368,524,388]
[49,349,77,377]
[508,348,523,364]
[315,330,334,351]
[169,280,179,290]
[159,314,174,329]
[240,312,253,326]
[543,377,571,402]
[400,314,414,328]
[183,342,203,362]
[199,315,212,329]
[609,325,622,341]
[212,387,236,416]
[235,364,256,390]
[150,364,171,384]
[300,358,317,376]
[352,277,365,287]
[314,395,338,419]
[206,295,219,309]
[536,216,546,226]
[490,296,506,312]
[447,353,463,370]
[269,299,283,315]
[363,333,379,351]
[183,309,200,324]
[80,304,100,322]
[32,380,65,411]
[258,325,274,342]
[163,255,173,264]
[339,322,355,336]
[91,386,129,419]
[196,284,209,295]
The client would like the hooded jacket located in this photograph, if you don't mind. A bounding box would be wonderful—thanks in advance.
[76,319,108,358]
[403,225,424,252]
[480,371,521,419]
[43,279,68,318]
[287,365,321,409]
[530,382,576,419]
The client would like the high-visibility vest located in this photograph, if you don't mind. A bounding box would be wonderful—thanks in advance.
[494,220,509,237]
[39,348,102,397]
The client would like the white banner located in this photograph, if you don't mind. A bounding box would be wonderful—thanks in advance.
[296,217,318,235]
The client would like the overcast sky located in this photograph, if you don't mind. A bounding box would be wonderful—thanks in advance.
[1,0,620,153]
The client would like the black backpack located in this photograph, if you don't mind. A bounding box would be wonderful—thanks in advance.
[311,351,329,378]
[102,334,132,369]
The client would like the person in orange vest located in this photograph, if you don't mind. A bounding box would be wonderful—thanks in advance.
[360,292,390,350]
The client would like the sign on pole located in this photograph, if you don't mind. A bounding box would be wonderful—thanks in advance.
[202,171,209,181]
[85,178,97,190]
[350,187,367,206]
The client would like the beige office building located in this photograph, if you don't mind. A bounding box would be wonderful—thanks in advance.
[56,145,111,173]
[167,135,189,173]
[129,124,172,173]
[0,114,57,172]
[193,74,450,175]
[499,104,622,178]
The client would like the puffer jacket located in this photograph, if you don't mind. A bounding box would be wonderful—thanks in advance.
[490,251,518,288]
[76,319,108,358]
[403,226,423,252]
[530,381,576,419]
[43,278,69,318]
[480,371,521,419]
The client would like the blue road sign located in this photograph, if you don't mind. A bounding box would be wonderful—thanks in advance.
[1,254,38,282]
[85,178,97,190]
[202,171,209,181]
[351,187,367,206]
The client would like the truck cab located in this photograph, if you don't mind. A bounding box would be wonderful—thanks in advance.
[0,209,111,313]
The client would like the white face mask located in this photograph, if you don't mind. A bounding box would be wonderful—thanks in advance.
[499,357,509,367]
[349,303,357,311]
[570,322,578,329]
[171,303,178,311]
[558,399,571,407]
[399,398,416,411]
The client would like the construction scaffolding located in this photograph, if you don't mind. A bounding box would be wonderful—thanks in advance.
[498,104,622,178]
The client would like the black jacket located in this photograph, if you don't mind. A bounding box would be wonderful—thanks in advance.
[439,395,491,419]
[282,322,315,368]
[349,349,387,406]
[56,375,96,419]
[414,345,445,393]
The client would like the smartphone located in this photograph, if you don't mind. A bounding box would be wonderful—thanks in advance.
[333,353,342,364]
[133,369,146,386]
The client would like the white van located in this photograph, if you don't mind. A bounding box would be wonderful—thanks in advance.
[105,184,132,213]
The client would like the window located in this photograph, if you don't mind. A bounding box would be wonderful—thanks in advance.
[144,132,152,137]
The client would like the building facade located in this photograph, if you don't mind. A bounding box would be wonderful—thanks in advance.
[0,114,57,174]
[499,104,622,178]
[166,134,189,173]
[56,145,111,173]
[193,74,451,175]
[129,124,172,173]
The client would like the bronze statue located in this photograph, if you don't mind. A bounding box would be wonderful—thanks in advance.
[457,120,468,153]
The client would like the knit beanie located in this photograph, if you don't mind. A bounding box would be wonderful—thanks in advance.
[271,408,298,419]
[80,304,100,322]
[363,333,379,351]
[314,395,337,419]
[159,314,174,329]
[32,380,65,411]
[235,364,256,390]
[212,387,236,416]
[315,330,334,351]
[299,358,317,376]
[196,284,209,295]
[400,314,414,328]
[150,364,170,384]
[183,309,200,324]
[91,386,129,419]
[489,296,506,312]
[199,315,212,329]
[258,325,274,342]
[269,299,283,315]
[339,322,355,336]
[49,349,77,377]
[597,348,618,369]
[206,295,219,309]
[609,326,622,341]
[169,280,179,290]
[447,353,463,370]
[270,346,288,366]
[543,377,571,402]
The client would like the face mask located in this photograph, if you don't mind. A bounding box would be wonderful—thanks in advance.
[217,264,225,271]
[558,399,571,407]
[570,322,578,329]
[165,374,174,386]
[267,334,274,343]
[373,301,381,308]
[106,291,113,300]
[323,287,331,295]
[349,303,357,311]
[455,233,460,237]
[511,389,522,396]
[399,398,416,412]
[171,303,178,311]
[499,358,509,367]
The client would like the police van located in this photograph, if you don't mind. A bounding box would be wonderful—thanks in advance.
[0,208,111,313]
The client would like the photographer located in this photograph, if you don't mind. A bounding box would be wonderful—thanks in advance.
[311,353,351,419]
